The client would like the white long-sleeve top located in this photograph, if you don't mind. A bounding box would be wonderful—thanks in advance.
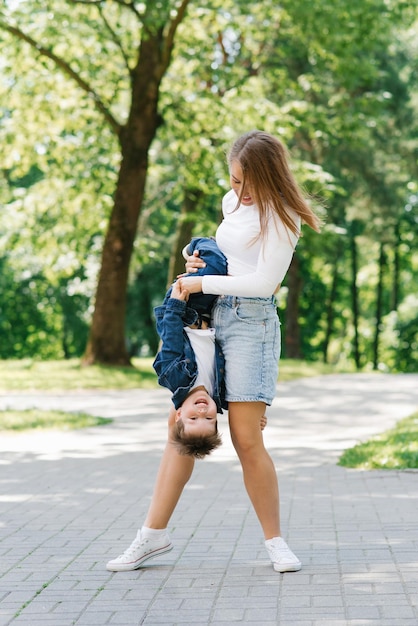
[202,189,300,298]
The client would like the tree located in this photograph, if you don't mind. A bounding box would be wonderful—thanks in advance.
[1,0,190,365]
[1,0,416,369]
[259,0,418,363]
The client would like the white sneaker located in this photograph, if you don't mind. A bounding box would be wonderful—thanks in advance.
[106,530,173,572]
[265,537,302,572]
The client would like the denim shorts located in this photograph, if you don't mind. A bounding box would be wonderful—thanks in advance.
[212,295,281,405]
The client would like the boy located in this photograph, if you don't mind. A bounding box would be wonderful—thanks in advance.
[153,237,228,458]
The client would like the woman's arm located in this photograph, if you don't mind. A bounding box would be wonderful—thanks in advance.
[201,239,294,297]
[180,229,297,297]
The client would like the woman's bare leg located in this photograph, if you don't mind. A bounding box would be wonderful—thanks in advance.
[106,408,195,571]
[144,407,195,528]
[228,401,280,539]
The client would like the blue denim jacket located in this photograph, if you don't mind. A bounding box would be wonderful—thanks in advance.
[153,298,227,411]
[153,237,228,411]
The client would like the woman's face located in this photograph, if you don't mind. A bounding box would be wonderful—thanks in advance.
[229,160,254,206]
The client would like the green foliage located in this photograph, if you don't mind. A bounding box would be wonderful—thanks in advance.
[380,295,418,373]
[0,255,91,359]
[126,262,167,357]
[0,0,122,359]
[338,412,418,469]
[0,0,417,370]
[0,259,60,358]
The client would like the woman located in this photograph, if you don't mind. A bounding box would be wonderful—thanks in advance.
[106,130,321,573]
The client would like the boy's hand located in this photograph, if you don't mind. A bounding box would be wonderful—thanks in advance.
[260,415,267,431]
[171,280,189,301]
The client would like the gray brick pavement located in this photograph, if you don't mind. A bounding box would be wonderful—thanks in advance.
[0,373,417,625]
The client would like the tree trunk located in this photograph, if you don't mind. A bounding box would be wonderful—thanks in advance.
[166,188,202,287]
[392,220,400,311]
[83,146,148,365]
[83,5,189,365]
[349,222,361,369]
[322,246,341,364]
[285,254,303,359]
[373,242,386,370]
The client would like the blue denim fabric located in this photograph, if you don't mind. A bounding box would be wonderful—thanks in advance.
[212,295,281,405]
[153,237,227,410]
[162,237,227,325]
[153,297,227,412]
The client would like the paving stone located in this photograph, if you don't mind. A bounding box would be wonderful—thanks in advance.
[1,374,417,625]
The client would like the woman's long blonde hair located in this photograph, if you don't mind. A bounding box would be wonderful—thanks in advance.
[228,130,321,238]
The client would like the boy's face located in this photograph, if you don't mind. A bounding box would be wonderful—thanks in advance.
[176,387,218,436]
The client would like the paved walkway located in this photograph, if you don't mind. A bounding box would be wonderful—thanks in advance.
[0,373,417,626]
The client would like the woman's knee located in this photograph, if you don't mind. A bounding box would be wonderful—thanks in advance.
[230,422,264,458]
[228,402,266,453]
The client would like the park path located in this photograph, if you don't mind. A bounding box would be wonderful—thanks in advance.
[0,373,417,626]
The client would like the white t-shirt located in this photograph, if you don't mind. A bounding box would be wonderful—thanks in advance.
[202,189,300,297]
[184,327,216,396]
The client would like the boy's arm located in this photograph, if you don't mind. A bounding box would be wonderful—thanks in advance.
[153,283,190,382]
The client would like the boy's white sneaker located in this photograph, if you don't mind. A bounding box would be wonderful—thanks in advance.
[265,536,302,572]
[106,530,173,572]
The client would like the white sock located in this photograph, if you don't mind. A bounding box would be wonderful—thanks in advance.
[141,526,168,539]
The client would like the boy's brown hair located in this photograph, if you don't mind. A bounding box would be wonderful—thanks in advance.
[172,419,222,459]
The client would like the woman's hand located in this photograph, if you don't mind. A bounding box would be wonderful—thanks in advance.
[175,249,205,293]
[185,250,206,274]
[178,275,203,294]
[170,280,189,301]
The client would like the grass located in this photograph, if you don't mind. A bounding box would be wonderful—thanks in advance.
[0,358,157,392]
[0,357,351,392]
[338,411,418,470]
[0,408,112,432]
[278,359,354,381]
